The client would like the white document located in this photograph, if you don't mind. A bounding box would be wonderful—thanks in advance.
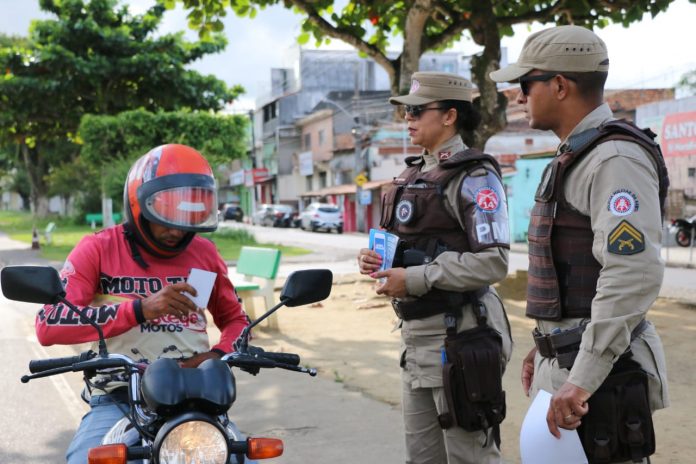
[183,268,217,309]
[520,390,588,464]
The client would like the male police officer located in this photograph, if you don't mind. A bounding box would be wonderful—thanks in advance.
[490,26,669,463]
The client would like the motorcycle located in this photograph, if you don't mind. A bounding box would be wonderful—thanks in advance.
[671,216,696,247]
[1,265,333,464]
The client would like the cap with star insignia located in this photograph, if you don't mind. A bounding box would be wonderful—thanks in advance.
[607,220,645,255]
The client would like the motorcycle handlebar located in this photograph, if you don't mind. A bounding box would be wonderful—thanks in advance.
[247,345,301,366]
[28,351,96,374]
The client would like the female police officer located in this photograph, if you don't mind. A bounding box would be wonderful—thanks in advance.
[358,72,512,464]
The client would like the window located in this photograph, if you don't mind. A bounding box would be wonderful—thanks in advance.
[319,171,327,188]
[688,167,696,178]
[263,102,277,123]
[304,133,311,149]
[318,129,325,146]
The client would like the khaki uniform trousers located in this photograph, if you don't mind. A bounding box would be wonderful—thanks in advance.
[402,374,501,464]
[529,323,668,464]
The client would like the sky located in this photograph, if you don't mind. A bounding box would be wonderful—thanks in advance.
[1,0,695,110]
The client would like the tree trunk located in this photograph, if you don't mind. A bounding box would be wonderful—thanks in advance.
[467,0,507,150]
[20,142,50,217]
[399,0,433,94]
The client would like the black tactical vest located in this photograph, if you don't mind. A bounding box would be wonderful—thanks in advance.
[526,120,669,321]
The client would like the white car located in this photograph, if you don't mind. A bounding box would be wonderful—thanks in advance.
[299,203,343,234]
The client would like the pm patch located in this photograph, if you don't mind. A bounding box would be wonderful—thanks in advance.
[396,199,415,224]
[608,189,639,216]
[608,220,645,255]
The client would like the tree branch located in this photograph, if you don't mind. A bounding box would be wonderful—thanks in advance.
[497,1,565,26]
[289,0,397,76]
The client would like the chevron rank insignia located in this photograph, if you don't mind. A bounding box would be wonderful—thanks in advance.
[608,220,645,255]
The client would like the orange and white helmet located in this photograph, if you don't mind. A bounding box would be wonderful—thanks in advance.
[124,144,218,259]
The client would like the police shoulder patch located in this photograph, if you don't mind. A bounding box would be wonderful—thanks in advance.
[607,189,639,216]
[474,186,500,213]
[607,220,645,255]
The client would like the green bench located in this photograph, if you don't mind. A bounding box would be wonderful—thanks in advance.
[232,246,282,330]
[85,213,123,227]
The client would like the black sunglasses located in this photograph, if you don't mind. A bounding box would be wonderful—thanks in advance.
[519,73,577,96]
[404,105,446,118]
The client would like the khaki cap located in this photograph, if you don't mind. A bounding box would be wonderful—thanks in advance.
[489,25,609,83]
[389,72,473,105]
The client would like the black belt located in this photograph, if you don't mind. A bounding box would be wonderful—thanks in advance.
[533,319,649,369]
[392,287,489,321]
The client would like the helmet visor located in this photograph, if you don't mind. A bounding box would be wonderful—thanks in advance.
[144,186,218,231]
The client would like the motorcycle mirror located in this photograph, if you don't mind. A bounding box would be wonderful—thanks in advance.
[280,269,333,307]
[1,266,65,304]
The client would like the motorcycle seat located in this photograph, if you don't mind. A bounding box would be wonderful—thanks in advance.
[141,357,236,416]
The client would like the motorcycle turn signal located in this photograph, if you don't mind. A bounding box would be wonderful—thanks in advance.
[247,437,284,459]
[87,444,127,464]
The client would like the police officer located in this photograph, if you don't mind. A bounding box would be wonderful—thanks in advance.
[490,26,669,463]
[358,72,512,464]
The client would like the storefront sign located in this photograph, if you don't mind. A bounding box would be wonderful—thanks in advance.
[299,151,314,176]
[662,111,696,158]
[359,189,372,205]
[229,170,245,186]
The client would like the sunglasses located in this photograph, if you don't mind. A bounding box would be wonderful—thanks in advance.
[519,73,577,96]
[404,105,446,118]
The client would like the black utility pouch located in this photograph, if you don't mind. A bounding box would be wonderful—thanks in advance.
[441,325,506,433]
[578,358,655,463]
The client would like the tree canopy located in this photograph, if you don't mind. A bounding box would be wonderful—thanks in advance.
[172,0,684,148]
[78,109,249,211]
[0,0,244,216]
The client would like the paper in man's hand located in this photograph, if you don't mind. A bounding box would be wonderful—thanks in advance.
[183,268,217,309]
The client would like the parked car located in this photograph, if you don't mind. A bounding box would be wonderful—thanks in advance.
[251,204,297,227]
[299,203,343,233]
[251,204,276,227]
[219,203,244,222]
[271,204,297,228]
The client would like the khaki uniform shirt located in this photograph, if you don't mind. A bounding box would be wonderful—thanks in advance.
[534,103,669,409]
[400,134,512,388]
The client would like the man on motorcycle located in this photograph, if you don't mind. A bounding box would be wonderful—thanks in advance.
[34,144,250,464]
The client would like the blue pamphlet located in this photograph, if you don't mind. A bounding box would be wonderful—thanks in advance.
[368,228,399,272]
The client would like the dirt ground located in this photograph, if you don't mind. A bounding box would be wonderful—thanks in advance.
[250,272,696,464]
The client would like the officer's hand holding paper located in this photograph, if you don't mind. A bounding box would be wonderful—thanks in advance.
[520,390,588,464]
[367,229,409,298]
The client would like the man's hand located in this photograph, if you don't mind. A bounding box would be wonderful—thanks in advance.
[522,347,537,397]
[547,381,590,438]
[141,282,198,321]
[357,247,382,275]
[179,351,221,368]
[372,267,408,298]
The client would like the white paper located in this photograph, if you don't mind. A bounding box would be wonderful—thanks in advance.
[520,390,588,464]
[183,268,216,309]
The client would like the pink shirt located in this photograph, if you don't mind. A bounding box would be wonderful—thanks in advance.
[36,224,248,363]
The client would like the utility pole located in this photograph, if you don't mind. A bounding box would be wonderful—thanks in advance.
[248,110,258,217]
[352,62,366,233]
[353,118,365,233]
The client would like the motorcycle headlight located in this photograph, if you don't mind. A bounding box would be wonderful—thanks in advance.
[157,419,228,464]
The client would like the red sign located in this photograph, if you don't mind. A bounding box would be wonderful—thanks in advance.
[661,111,696,158]
[251,168,270,183]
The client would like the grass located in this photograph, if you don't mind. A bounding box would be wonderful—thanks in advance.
[0,210,310,262]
